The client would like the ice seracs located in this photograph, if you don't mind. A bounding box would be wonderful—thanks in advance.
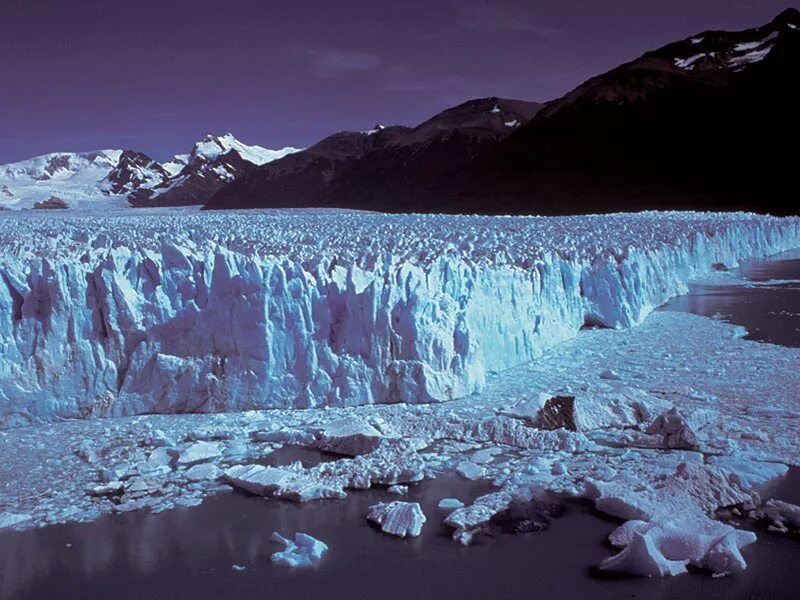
[2,211,798,427]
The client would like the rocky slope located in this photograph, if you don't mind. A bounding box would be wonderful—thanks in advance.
[203,98,540,211]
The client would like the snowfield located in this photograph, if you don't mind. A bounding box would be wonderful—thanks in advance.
[0,209,799,580]
[0,209,798,426]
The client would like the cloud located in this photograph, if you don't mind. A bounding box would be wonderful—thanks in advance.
[451,0,560,40]
[294,46,383,79]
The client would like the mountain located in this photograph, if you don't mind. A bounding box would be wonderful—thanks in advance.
[0,134,298,210]
[205,9,799,215]
[0,150,124,210]
[103,150,171,195]
[128,133,301,207]
[458,7,800,215]
[203,97,541,211]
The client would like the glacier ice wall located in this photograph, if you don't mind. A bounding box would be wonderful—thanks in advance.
[1,210,798,427]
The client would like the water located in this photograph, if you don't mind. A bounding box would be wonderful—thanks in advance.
[662,248,800,347]
[2,470,800,600]
[2,250,800,600]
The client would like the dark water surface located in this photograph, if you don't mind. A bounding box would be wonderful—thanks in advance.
[2,470,800,600]
[662,248,800,347]
[2,250,800,600]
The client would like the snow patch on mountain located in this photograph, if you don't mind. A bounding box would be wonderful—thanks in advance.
[190,133,300,166]
[0,151,127,210]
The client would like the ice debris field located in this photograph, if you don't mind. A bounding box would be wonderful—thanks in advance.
[1,209,799,579]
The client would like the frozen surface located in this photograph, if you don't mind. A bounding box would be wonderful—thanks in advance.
[0,210,799,581]
[1,210,798,427]
[0,305,798,573]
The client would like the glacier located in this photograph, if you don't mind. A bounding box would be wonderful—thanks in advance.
[1,209,799,427]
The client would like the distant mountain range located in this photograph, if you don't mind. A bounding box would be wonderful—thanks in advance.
[2,8,797,215]
[0,134,299,210]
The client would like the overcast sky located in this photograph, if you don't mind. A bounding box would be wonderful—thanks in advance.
[0,0,794,163]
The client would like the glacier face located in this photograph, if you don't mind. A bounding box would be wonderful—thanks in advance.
[0,210,798,427]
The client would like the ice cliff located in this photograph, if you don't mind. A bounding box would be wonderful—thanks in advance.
[1,210,798,427]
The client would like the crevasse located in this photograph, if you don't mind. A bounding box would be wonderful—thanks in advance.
[1,211,798,427]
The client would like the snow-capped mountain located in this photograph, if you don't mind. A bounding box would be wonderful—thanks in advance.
[0,134,300,210]
[128,133,301,207]
[103,150,171,195]
[0,150,124,210]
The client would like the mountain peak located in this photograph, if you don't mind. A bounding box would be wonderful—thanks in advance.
[771,7,800,27]
[190,133,301,166]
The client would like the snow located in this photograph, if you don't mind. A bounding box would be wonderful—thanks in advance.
[0,150,128,210]
[270,532,328,567]
[363,125,386,136]
[190,133,300,166]
[674,53,708,69]
[0,134,300,210]
[504,120,520,128]
[1,210,797,426]
[728,45,773,67]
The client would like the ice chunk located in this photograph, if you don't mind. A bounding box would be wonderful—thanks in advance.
[184,463,222,482]
[315,417,383,456]
[456,460,485,480]
[252,428,315,446]
[223,464,293,496]
[646,408,700,450]
[366,501,426,537]
[600,531,689,577]
[438,498,465,510]
[176,441,223,466]
[707,456,788,487]
[758,500,800,534]
[270,532,328,567]
[445,491,514,545]
[0,512,32,529]
[535,390,669,432]
[602,519,755,577]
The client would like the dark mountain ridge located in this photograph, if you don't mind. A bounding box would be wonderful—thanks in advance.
[205,9,799,216]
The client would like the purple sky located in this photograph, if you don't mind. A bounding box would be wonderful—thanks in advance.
[1,0,794,163]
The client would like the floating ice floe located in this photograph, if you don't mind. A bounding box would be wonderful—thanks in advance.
[366,501,426,537]
[270,532,328,567]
